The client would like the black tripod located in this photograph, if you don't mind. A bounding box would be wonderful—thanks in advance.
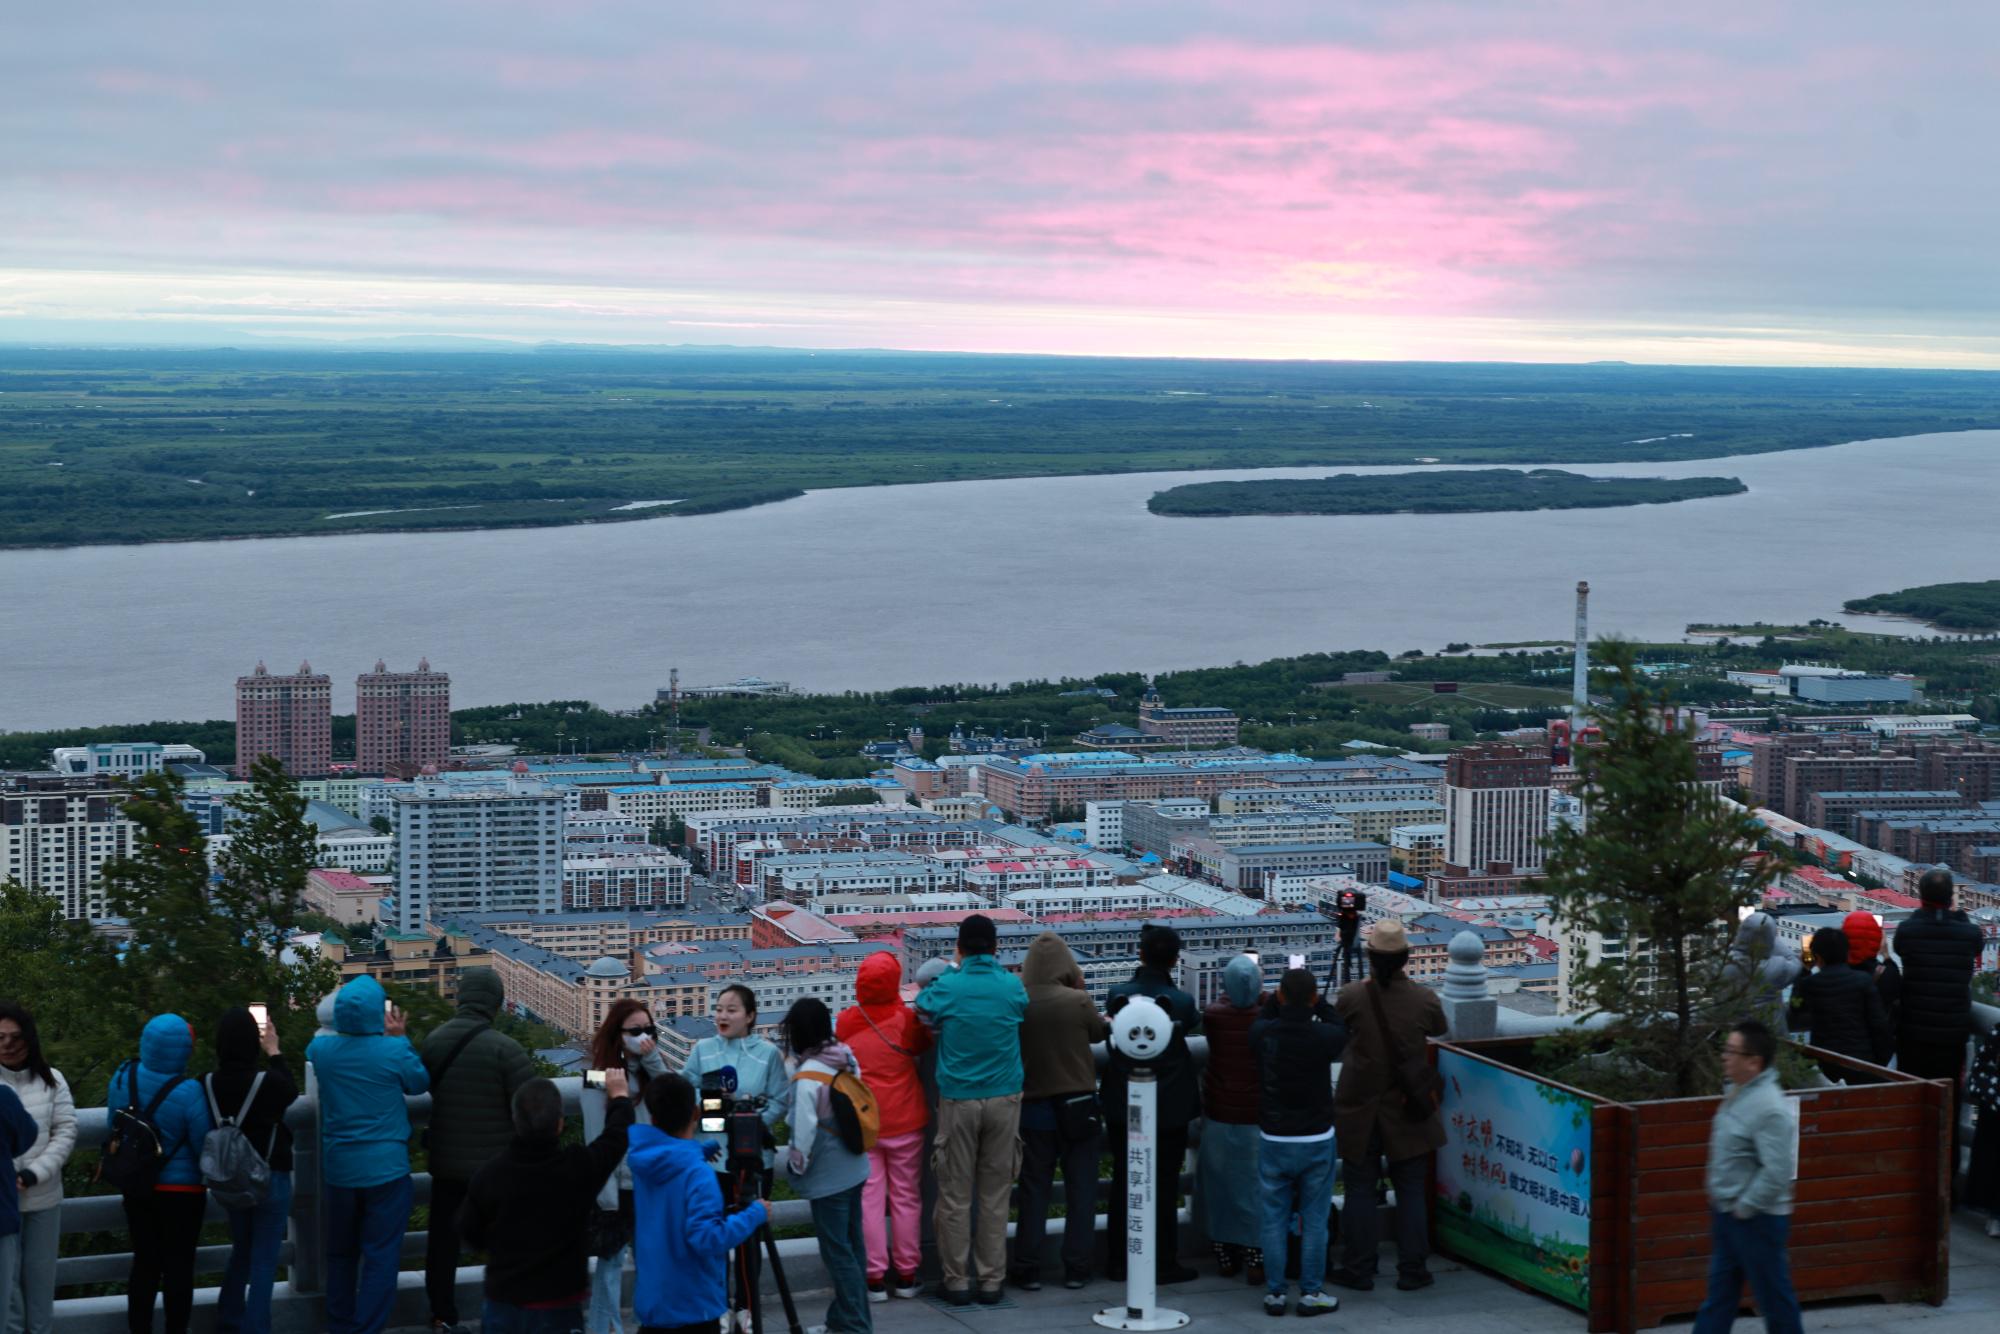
[722,1156,803,1334]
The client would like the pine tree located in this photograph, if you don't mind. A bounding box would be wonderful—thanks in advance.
[101,766,336,1056]
[0,881,136,1103]
[1542,642,1786,1098]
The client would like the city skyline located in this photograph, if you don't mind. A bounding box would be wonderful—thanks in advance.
[6,3,1999,367]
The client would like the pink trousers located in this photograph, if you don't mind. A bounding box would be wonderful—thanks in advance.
[863,1128,926,1281]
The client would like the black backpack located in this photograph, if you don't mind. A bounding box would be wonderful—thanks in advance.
[98,1059,187,1192]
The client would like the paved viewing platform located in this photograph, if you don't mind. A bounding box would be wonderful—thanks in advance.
[395,1215,1999,1334]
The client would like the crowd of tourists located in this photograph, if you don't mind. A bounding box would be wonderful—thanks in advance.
[2,870,1997,1334]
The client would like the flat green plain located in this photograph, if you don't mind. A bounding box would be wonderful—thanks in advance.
[3,348,1997,548]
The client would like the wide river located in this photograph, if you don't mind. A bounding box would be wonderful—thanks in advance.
[4,430,1997,729]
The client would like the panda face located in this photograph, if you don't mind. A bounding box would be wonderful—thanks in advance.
[1112,996,1173,1061]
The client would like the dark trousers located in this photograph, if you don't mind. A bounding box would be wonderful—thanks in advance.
[1015,1119,1103,1278]
[809,1184,873,1334]
[123,1189,207,1334]
[482,1301,584,1334]
[1901,1040,1966,1192]
[426,1175,470,1324]
[1692,1210,1802,1334]
[326,1174,414,1334]
[1107,1123,1189,1275]
[1338,1153,1429,1278]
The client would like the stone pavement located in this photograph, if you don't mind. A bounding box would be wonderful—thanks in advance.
[778,1214,2000,1334]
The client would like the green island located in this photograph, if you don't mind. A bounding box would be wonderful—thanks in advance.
[1145,467,1745,517]
[2,349,1998,547]
[1845,580,2000,631]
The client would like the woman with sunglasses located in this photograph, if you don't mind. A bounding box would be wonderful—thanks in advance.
[581,1000,669,1334]
[1,1004,73,1334]
[680,985,790,1334]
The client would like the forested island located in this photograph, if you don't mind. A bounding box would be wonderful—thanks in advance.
[1,349,1993,548]
[1146,468,1746,517]
[1845,580,2000,631]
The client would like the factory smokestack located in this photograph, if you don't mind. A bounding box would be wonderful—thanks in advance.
[1572,580,1590,721]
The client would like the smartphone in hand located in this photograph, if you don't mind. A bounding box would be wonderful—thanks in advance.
[584,1069,609,1088]
[248,1002,270,1033]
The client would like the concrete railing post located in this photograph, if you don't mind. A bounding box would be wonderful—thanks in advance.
[1439,930,1497,1040]
[288,1071,323,1297]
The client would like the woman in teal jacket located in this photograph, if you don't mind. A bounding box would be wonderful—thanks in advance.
[108,1013,212,1334]
[678,984,789,1331]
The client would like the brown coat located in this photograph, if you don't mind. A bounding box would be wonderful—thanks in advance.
[1332,976,1447,1162]
[1020,933,1109,1100]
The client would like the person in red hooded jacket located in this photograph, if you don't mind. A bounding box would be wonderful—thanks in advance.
[836,951,934,1302]
[1842,910,1902,1042]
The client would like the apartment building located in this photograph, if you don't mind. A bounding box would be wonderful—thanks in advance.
[389,777,564,932]
[0,774,138,920]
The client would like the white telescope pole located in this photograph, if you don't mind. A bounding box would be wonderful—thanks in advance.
[1095,1068,1187,1331]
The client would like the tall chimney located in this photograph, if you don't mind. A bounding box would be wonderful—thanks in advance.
[1572,580,1590,722]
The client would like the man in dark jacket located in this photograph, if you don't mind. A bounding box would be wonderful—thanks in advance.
[1787,927,1894,1082]
[458,1070,634,1333]
[1103,924,1201,1284]
[419,969,536,1334]
[1893,870,1983,1081]
[1249,969,1348,1318]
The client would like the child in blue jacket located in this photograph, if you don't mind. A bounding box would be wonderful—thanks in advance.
[629,1073,767,1332]
[108,1013,213,1334]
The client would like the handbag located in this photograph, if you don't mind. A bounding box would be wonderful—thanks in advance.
[1366,981,1442,1118]
[1055,1091,1103,1143]
[586,1206,628,1259]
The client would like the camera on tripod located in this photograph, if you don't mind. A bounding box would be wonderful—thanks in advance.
[699,1072,769,1175]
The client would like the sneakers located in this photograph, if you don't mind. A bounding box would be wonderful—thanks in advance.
[1263,1292,1289,1317]
[868,1277,888,1304]
[942,1285,973,1307]
[1063,1266,1090,1290]
[1008,1267,1044,1291]
[977,1286,1004,1305]
[431,1322,470,1334]
[1297,1292,1340,1318]
[1396,1268,1435,1291]
[892,1272,924,1298]
[1158,1263,1200,1285]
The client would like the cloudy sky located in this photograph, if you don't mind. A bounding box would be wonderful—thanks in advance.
[5,2,1997,364]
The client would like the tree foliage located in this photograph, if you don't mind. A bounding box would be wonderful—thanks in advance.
[1541,642,1786,1099]
[99,767,336,1064]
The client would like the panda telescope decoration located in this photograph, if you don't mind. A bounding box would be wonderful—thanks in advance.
[1110,995,1173,1063]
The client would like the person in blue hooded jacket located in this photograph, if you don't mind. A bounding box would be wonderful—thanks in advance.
[305,977,429,1334]
[628,1072,767,1334]
[107,1013,212,1334]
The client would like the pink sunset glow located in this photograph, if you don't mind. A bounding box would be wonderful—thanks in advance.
[4,2,1997,363]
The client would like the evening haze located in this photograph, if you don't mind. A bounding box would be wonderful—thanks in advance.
[5,2,1999,366]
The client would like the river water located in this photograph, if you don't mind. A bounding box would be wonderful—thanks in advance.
[3,430,1996,729]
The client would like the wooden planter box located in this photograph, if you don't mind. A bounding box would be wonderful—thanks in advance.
[1431,1038,1952,1334]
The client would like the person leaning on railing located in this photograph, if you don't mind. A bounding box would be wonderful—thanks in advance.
[206,1008,299,1334]
[107,1014,212,1334]
[304,978,429,1334]
[0,1003,74,1334]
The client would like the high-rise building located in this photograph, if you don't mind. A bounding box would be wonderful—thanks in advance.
[1443,743,1553,873]
[1,775,139,920]
[234,660,332,778]
[389,770,564,933]
[356,658,452,774]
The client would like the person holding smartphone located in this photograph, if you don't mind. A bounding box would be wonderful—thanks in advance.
[209,1005,299,1334]
[580,1001,668,1334]
[305,978,429,1334]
